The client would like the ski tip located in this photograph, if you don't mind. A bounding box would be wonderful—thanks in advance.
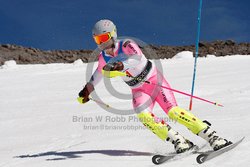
[239,136,245,142]
[152,155,163,165]
[196,154,206,164]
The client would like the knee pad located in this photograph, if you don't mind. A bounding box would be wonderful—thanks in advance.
[168,107,207,134]
[137,112,169,140]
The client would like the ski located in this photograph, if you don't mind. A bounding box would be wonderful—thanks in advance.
[196,137,245,164]
[152,145,201,165]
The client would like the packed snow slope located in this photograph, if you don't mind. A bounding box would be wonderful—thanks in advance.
[1,53,250,167]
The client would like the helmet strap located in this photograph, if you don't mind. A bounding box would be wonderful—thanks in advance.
[111,38,115,48]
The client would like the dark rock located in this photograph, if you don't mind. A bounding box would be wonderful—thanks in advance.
[2,44,11,49]
[225,40,236,46]
[208,46,215,54]
[0,40,250,65]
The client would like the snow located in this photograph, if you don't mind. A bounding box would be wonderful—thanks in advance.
[1,54,250,166]
[172,51,194,59]
[73,59,84,66]
[1,60,17,69]
[206,54,216,58]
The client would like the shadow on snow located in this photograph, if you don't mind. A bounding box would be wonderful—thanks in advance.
[15,149,153,161]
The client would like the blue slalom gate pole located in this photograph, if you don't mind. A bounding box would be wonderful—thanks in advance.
[189,0,203,111]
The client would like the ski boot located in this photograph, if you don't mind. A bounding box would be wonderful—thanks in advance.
[198,121,232,151]
[137,111,194,154]
[167,127,194,154]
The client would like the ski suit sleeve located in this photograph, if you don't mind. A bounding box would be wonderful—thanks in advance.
[88,53,106,86]
[89,68,102,86]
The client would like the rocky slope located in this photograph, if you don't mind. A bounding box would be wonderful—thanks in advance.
[0,40,250,65]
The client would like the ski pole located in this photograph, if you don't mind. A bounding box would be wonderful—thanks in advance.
[189,0,203,111]
[89,97,111,108]
[77,96,111,108]
[145,81,223,107]
[124,73,223,107]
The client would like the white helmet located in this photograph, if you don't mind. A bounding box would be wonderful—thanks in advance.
[92,19,117,49]
[92,19,117,39]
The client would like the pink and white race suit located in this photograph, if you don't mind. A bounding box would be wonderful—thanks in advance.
[89,39,177,114]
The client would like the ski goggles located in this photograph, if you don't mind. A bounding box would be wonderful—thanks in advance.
[93,28,116,45]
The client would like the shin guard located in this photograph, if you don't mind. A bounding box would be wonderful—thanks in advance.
[168,107,207,134]
[137,112,169,140]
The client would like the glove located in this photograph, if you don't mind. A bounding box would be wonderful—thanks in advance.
[103,61,124,71]
[78,82,94,104]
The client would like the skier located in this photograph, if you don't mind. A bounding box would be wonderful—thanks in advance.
[78,19,232,153]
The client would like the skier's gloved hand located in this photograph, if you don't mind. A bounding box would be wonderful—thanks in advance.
[103,61,124,71]
[102,61,126,78]
[78,82,94,104]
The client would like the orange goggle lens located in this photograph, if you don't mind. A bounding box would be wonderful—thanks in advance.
[93,33,111,45]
